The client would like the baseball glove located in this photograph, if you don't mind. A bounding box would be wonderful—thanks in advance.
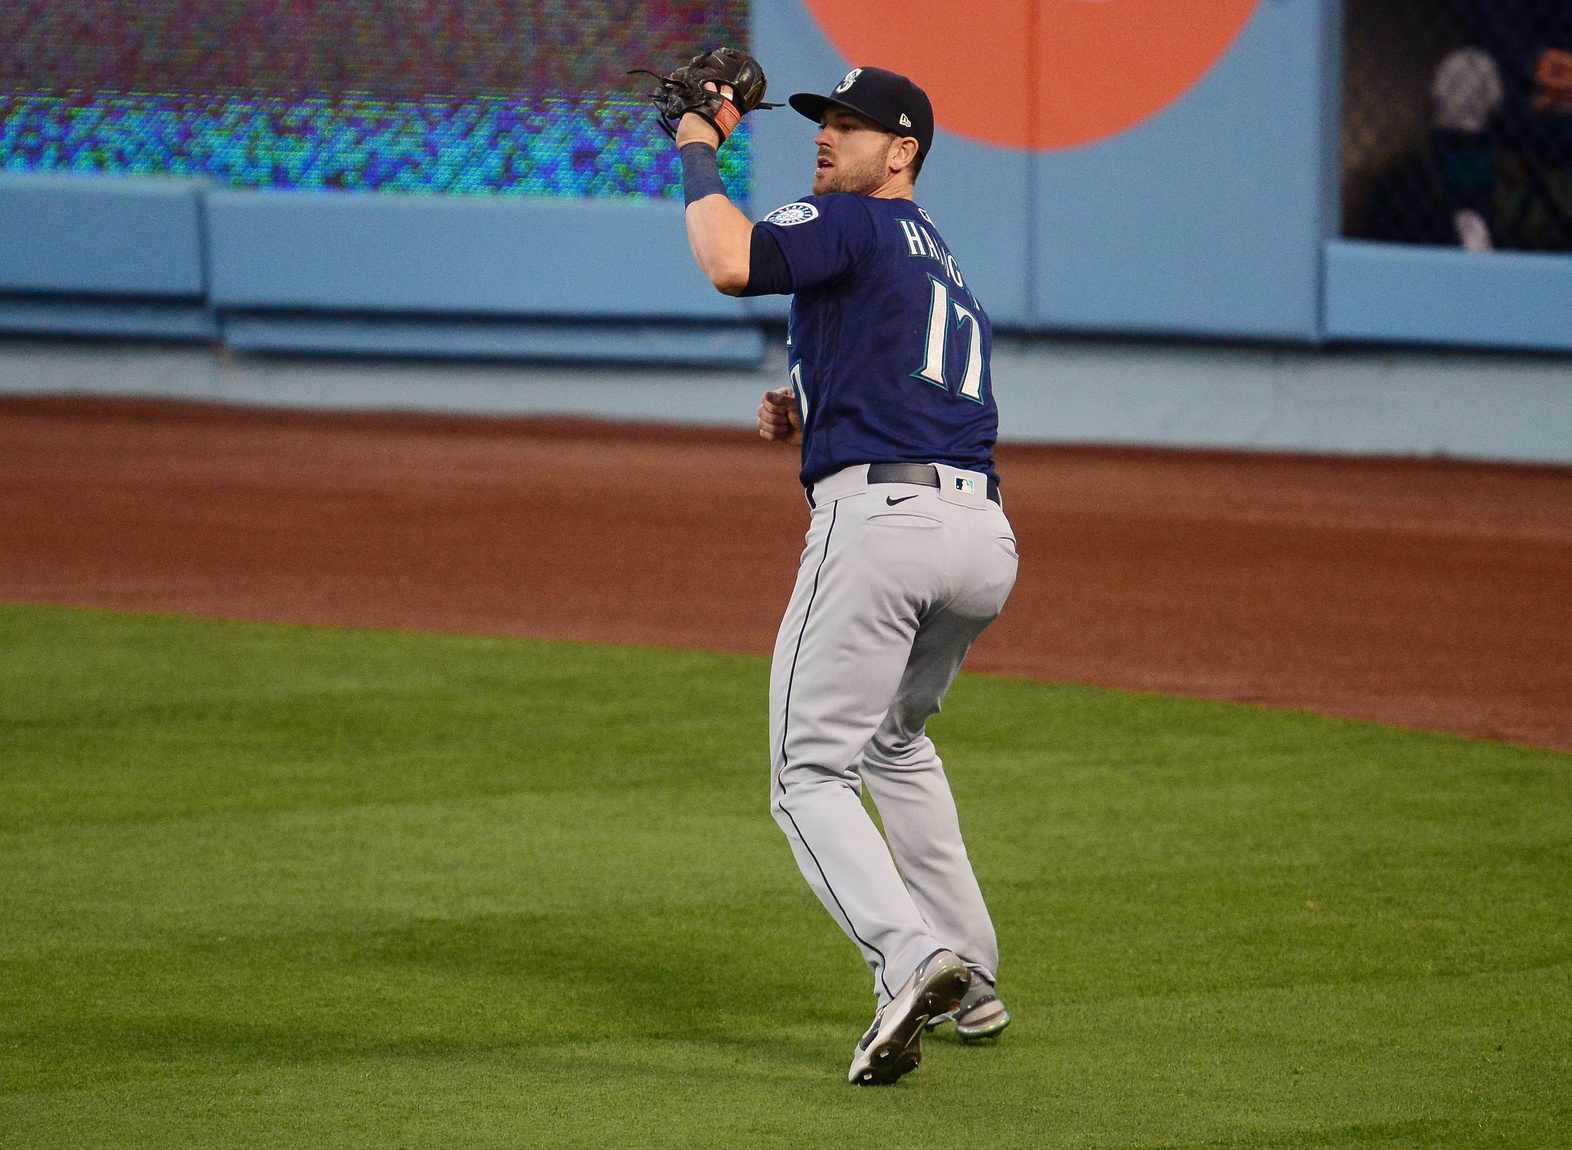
[630,47,779,143]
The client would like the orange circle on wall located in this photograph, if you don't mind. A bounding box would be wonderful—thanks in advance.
[799,0,1261,149]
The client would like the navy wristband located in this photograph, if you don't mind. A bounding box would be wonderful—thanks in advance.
[680,142,727,206]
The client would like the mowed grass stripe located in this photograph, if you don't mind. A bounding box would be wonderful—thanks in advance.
[0,602,1567,1148]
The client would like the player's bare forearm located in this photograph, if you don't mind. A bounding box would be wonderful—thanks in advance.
[685,193,753,295]
[685,197,752,287]
[757,387,802,445]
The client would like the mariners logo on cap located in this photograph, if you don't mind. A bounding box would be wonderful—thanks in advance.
[834,68,862,94]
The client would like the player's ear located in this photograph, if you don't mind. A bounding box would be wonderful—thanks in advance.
[888,135,920,178]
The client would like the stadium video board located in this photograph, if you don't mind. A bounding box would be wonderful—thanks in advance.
[0,0,750,197]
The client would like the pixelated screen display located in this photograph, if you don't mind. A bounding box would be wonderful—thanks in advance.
[0,1,750,198]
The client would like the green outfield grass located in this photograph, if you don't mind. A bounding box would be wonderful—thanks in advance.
[0,602,1568,1148]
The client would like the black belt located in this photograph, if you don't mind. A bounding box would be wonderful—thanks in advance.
[865,462,1001,505]
[867,461,999,509]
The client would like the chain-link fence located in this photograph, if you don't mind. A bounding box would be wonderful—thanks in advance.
[1343,0,1572,251]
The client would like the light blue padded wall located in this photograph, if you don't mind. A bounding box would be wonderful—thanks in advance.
[201,192,764,362]
[1326,241,1572,351]
[1031,0,1343,340]
[204,193,745,320]
[0,173,206,297]
[0,173,217,338]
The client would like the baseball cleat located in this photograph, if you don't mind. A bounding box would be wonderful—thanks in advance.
[848,949,971,1086]
[924,977,1012,1044]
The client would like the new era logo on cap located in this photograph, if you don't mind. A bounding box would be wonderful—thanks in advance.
[899,113,911,127]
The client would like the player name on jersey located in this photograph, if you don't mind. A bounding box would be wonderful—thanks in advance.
[898,212,965,289]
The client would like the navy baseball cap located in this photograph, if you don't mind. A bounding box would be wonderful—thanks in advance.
[789,67,935,158]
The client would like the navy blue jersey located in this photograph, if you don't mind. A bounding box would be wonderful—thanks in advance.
[754,194,999,488]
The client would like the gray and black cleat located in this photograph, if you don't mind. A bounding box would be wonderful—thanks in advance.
[848,949,971,1085]
[924,976,1012,1044]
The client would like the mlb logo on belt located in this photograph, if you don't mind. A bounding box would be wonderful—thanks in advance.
[955,477,976,494]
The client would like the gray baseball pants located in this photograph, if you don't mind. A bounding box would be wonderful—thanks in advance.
[769,463,1018,1004]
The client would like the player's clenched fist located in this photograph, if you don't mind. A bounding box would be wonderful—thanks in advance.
[757,387,802,444]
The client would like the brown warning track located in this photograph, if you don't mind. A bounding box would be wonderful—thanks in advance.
[2,396,1569,752]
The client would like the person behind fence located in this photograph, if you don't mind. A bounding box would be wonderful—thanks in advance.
[1431,46,1505,251]
[1481,0,1572,249]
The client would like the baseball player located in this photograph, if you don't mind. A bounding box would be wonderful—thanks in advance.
[673,62,1017,1086]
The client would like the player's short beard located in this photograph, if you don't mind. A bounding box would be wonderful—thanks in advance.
[812,138,895,196]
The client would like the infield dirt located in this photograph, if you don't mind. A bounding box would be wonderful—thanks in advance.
[2,395,1568,751]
